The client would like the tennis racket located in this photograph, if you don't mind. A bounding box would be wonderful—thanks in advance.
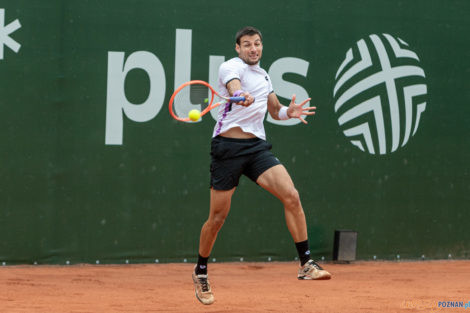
[169,80,245,122]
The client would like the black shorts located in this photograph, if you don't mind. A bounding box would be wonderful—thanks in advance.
[210,136,281,190]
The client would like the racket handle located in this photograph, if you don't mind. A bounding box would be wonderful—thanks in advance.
[229,96,245,102]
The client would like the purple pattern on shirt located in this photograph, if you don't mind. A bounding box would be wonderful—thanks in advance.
[215,102,231,136]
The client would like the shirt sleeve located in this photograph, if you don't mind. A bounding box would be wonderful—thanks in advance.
[267,74,274,94]
[219,60,242,86]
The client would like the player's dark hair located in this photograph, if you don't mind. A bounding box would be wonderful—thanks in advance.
[235,26,262,45]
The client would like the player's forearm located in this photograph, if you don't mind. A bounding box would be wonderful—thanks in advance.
[267,93,288,120]
[226,79,242,96]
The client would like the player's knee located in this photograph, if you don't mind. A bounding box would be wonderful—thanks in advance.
[282,188,301,210]
[208,213,227,231]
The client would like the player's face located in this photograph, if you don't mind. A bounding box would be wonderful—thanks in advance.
[236,34,263,65]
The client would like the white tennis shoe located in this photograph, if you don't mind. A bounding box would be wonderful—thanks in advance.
[298,260,332,280]
[192,270,215,305]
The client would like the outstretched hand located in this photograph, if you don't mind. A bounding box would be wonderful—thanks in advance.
[287,94,316,124]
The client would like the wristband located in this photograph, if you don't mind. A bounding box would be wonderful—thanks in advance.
[278,106,289,120]
[233,90,244,97]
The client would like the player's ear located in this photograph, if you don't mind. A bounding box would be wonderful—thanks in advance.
[235,44,240,54]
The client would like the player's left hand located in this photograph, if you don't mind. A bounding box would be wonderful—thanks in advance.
[287,94,316,124]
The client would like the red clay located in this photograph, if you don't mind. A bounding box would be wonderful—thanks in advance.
[1,260,469,313]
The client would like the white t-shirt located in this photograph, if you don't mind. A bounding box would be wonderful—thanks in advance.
[212,57,274,140]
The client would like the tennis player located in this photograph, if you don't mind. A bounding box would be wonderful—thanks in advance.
[192,26,331,305]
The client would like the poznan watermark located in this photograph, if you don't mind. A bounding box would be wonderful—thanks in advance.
[401,300,470,311]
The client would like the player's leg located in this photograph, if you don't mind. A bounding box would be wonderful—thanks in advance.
[198,135,242,268]
[198,187,236,259]
[193,187,236,305]
[256,164,331,280]
[193,135,248,305]
[256,164,307,242]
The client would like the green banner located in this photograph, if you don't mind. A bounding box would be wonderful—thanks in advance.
[0,0,469,264]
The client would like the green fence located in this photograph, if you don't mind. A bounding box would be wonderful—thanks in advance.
[0,0,469,264]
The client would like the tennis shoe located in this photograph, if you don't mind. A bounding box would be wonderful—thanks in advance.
[192,271,214,305]
[298,259,332,280]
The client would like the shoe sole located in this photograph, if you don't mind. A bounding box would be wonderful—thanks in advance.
[298,275,331,280]
[298,271,332,280]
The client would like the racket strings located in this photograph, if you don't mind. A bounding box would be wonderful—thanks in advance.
[169,81,226,122]
[172,84,213,115]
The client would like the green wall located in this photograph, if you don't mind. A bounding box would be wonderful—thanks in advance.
[0,0,469,264]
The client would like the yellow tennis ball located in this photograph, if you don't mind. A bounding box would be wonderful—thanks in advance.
[188,109,201,122]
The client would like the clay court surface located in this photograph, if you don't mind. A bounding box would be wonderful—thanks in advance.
[1,260,469,313]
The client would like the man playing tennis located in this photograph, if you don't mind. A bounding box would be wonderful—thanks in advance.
[192,26,331,305]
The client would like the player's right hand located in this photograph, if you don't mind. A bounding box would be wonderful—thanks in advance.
[237,92,255,107]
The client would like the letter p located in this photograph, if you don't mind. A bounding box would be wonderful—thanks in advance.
[106,51,166,145]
